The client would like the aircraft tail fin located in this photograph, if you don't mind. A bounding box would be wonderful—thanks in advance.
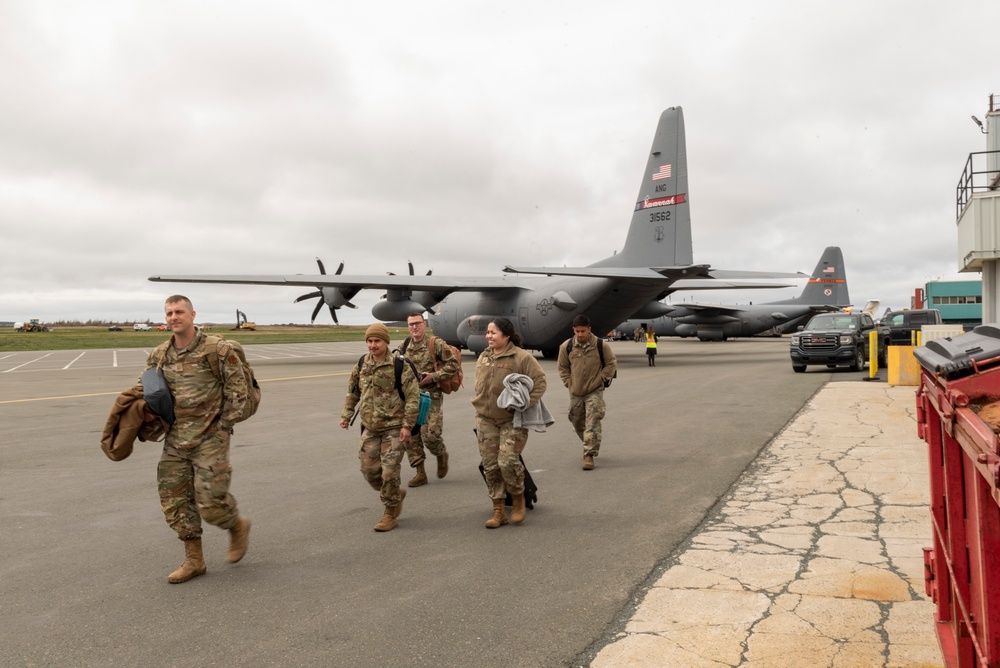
[592,107,693,269]
[788,246,851,306]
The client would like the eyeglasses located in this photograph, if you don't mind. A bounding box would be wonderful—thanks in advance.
[407,322,425,328]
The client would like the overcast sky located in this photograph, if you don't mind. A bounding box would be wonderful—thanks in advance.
[2,1,997,326]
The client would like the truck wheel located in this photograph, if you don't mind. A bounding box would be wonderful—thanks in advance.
[849,346,865,371]
[792,364,806,373]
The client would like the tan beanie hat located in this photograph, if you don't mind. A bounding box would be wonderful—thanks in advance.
[365,323,391,343]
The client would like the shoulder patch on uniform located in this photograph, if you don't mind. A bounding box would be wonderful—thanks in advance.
[227,354,239,365]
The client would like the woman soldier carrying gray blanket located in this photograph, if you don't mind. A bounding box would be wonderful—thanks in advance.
[470,317,546,528]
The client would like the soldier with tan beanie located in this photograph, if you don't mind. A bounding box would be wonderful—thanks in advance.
[340,323,420,531]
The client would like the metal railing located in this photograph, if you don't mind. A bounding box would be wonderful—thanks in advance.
[956,149,1000,220]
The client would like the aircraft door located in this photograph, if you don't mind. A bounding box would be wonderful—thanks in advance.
[519,306,529,331]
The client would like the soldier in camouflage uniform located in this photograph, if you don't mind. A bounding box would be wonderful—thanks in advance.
[141,295,251,584]
[397,313,460,487]
[340,323,420,532]
[557,314,618,471]
[471,318,547,528]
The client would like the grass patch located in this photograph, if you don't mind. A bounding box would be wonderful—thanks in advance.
[0,325,412,352]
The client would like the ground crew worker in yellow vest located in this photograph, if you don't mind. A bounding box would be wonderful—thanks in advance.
[646,327,658,366]
[557,314,617,470]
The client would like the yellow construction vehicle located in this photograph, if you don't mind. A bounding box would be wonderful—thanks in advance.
[234,310,256,331]
[16,318,50,332]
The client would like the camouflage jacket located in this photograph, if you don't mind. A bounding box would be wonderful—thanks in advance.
[471,343,546,420]
[557,333,617,397]
[341,353,420,433]
[398,335,460,397]
[142,330,249,447]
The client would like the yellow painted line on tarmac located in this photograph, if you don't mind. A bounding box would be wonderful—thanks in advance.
[0,372,347,405]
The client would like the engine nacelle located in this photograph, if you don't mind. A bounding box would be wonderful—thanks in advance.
[674,324,697,337]
[457,315,517,353]
[372,299,426,322]
[321,287,357,309]
[696,328,726,342]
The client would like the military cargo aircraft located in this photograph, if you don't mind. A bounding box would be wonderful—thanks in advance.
[615,246,851,342]
[149,107,801,357]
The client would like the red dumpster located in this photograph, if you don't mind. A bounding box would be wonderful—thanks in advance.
[915,325,1000,667]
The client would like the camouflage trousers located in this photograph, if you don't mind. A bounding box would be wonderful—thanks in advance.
[359,428,405,509]
[568,388,606,457]
[475,414,528,499]
[405,394,446,467]
[158,430,239,541]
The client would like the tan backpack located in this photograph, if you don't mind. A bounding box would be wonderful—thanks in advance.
[400,335,463,393]
[430,336,464,393]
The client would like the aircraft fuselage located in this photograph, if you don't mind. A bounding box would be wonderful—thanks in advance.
[430,276,664,355]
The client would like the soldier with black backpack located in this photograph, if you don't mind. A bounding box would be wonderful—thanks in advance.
[557,314,618,471]
[340,323,421,532]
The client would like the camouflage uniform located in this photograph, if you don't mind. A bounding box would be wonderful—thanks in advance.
[397,335,460,468]
[341,354,420,509]
[143,329,249,541]
[471,343,546,499]
[557,334,617,458]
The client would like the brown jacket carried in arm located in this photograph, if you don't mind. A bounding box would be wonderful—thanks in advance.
[100,386,167,462]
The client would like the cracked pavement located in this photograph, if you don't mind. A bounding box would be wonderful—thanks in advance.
[590,382,942,668]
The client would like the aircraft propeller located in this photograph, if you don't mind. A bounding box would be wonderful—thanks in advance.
[386,261,432,277]
[293,258,357,324]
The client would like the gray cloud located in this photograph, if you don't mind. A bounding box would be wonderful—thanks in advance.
[1,1,996,325]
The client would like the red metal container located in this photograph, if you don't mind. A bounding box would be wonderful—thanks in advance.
[916,329,1000,667]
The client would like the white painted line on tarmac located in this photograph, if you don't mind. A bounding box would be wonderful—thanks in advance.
[2,352,52,373]
[113,351,119,367]
[63,352,87,370]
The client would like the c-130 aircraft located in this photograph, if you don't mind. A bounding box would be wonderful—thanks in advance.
[150,107,801,358]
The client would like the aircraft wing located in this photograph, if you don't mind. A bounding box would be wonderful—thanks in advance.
[672,303,748,315]
[503,265,805,283]
[147,274,532,291]
[666,279,795,291]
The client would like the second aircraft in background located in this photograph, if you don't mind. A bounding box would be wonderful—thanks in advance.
[614,246,851,342]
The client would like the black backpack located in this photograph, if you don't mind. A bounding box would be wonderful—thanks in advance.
[354,354,418,401]
[564,336,617,388]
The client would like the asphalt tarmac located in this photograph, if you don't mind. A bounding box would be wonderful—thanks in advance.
[0,337,837,667]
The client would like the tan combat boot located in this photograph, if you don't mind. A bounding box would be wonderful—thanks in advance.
[510,493,526,524]
[484,499,508,529]
[168,538,207,584]
[408,463,428,487]
[436,451,449,479]
[373,508,398,532]
[391,489,407,519]
[227,516,251,564]
[583,454,595,471]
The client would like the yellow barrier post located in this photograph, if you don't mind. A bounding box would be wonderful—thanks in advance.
[867,330,879,381]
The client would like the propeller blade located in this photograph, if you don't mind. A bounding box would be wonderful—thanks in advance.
[316,258,327,275]
[310,299,323,324]
[328,304,339,324]
[408,261,415,276]
[295,291,322,303]
[336,262,344,275]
